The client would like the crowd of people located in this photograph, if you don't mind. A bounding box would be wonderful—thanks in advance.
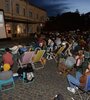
[0,30,90,95]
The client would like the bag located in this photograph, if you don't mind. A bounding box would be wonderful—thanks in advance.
[17,63,34,78]
[26,72,34,81]
[23,63,34,82]
[24,72,34,82]
[17,67,23,76]
[25,63,34,72]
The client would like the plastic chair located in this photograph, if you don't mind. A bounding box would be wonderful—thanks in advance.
[53,45,66,62]
[32,50,46,70]
[0,77,15,91]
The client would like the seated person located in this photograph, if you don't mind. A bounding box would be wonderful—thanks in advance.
[55,36,61,48]
[9,44,22,55]
[67,62,90,94]
[74,50,84,71]
[2,48,14,67]
[18,46,27,55]
[0,64,13,80]
[47,38,54,52]
[3,63,11,71]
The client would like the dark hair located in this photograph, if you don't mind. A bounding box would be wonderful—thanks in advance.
[5,48,11,52]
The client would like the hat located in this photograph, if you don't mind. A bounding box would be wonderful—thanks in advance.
[3,63,10,71]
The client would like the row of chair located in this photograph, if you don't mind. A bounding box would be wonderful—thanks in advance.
[18,49,46,70]
[0,49,46,91]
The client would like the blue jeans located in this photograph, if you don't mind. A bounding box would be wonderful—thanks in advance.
[67,71,82,87]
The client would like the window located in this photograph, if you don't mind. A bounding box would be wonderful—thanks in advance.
[5,0,10,12]
[36,14,38,19]
[29,11,32,17]
[16,4,20,14]
[40,16,44,21]
[23,8,26,16]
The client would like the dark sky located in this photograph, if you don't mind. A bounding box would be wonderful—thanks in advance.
[28,0,90,16]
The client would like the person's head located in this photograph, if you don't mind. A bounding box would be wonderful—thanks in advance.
[5,48,11,52]
[39,42,43,47]
[3,63,11,71]
[78,50,83,55]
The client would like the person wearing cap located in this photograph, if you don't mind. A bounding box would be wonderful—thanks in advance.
[3,63,11,71]
[0,64,13,80]
[2,48,14,67]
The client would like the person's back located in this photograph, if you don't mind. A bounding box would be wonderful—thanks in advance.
[65,56,76,68]
[2,48,14,66]
[0,70,13,80]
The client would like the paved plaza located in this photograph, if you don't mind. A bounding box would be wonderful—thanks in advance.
[0,59,73,100]
[0,39,82,100]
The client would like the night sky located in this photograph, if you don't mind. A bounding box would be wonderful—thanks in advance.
[28,0,90,16]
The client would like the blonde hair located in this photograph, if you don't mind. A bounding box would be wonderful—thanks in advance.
[3,63,10,71]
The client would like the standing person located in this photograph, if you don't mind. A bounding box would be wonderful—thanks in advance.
[2,48,14,67]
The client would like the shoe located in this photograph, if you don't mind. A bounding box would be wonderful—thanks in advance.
[74,86,78,90]
[67,87,76,94]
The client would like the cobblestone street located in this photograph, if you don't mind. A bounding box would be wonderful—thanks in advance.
[0,59,73,100]
[0,39,80,100]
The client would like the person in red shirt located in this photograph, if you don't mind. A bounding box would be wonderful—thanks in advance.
[2,48,14,67]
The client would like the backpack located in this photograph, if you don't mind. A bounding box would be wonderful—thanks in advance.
[23,72,34,82]
[23,63,34,82]
[17,63,34,82]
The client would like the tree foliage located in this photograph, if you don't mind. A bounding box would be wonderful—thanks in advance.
[43,11,90,32]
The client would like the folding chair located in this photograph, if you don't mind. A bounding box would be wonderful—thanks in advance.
[32,50,46,70]
[72,75,90,100]
[53,45,66,62]
[0,77,15,91]
[18,51,35,68]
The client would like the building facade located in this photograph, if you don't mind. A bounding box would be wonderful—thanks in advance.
[0,0,47,38]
